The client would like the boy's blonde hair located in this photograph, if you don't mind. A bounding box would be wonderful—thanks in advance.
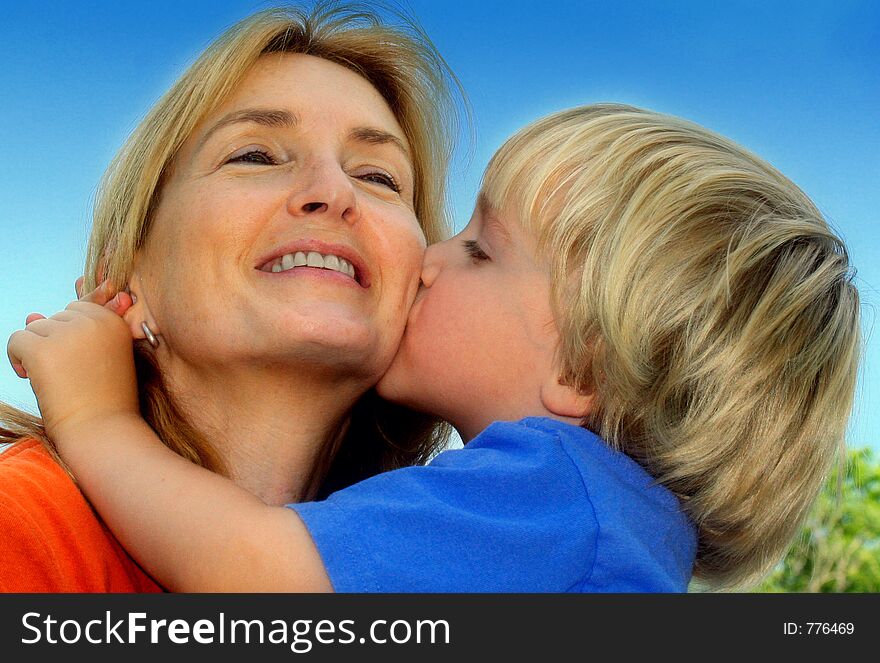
[481,104,860,589]
[1,2,461,493]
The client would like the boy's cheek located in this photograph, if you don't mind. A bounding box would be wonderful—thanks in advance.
[375,309,443,404]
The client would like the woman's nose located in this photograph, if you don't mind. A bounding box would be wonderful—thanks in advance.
[287,161,360,224]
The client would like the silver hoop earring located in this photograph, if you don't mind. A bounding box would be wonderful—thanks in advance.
[141,321,160,349]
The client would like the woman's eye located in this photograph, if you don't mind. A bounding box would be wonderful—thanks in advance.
[358,171,401,193]
[225,149,277,166]
[463,239,490,262]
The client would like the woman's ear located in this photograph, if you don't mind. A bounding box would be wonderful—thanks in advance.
[123,272,161,345]
[540,374,595,419]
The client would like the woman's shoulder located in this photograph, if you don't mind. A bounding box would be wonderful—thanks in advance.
[0,438,72,504]
[0,438,162,593]
[0,438,90,517]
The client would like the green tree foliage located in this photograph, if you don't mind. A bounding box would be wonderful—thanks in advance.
[757,447,880,592]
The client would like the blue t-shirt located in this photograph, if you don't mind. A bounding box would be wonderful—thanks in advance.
[290,417,696,592]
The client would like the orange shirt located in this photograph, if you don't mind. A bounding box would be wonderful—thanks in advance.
[0,438,162,593]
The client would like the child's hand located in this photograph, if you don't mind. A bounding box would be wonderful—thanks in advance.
[6,282,140,444]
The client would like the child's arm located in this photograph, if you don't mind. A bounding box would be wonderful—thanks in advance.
[7,288,331,592]
[61,414,332,592]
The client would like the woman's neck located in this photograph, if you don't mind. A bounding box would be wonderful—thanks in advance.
[160,361,368,505]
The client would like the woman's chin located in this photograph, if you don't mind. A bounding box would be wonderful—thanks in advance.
[261,313,381,355]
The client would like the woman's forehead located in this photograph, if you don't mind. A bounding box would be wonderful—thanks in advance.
[219,53,405,137]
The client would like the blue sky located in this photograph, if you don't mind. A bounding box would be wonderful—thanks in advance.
[1,1,877,450]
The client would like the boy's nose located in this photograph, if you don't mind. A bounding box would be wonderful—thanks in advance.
[419,242,443,288]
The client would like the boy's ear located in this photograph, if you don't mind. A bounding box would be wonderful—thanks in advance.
[540,374,595,420]
[122,271,160,344]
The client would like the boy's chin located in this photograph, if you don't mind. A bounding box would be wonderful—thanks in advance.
[373,370,399,401]
[373,361,417,406]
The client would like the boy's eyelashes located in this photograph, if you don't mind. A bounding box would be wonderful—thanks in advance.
[463,239,490,262]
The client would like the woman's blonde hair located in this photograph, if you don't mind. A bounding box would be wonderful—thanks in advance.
[481,104,861,590]
[1,1,462,493]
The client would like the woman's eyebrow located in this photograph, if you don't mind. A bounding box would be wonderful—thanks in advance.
[196,108,298,150]
[348,126,410,160]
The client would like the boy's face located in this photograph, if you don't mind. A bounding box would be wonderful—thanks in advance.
[377,201,564,441]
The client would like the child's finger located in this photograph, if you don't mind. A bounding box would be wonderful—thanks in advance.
[66,300,137,339]
[65,300,117,317]
[22,317,61,338]
[75,276,84,299]
[78,280,115,306]
[25,313,46,325]
[106,291,134,316]
[47,310,79,323]
[7,330,35,378]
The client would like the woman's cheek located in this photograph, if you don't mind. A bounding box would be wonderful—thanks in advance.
[395,221,429,308]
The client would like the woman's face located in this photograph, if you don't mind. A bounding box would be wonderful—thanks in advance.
[135,53,425,383]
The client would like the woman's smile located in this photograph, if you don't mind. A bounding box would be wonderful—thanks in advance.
[255,239,370,288]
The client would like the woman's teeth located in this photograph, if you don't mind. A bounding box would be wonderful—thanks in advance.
[266,251,356,279]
